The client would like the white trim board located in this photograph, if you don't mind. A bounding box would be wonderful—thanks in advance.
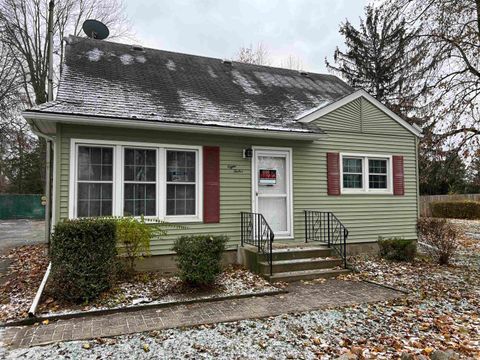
[296,89,423,138]
[23,111,324,140]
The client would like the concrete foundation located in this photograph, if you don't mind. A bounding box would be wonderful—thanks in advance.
[135,249,238,274]
[134,241,386,274]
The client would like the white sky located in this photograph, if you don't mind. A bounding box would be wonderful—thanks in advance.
[125,0,369,73]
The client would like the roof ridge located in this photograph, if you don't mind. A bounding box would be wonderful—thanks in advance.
[66,35,344,80]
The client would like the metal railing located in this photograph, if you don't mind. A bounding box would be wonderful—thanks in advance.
[240,212,275,275]
[304,210,348,268]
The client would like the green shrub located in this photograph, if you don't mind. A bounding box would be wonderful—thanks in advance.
[116,217,185,277]
[50,218,117,302]
[417,217,459,265]
[172,235,228,286]
[430,201,480,220]
[116,216,152,276]
[378,236,417,262]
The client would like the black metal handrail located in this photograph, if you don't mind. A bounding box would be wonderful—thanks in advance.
[304,210,348,268]
[240,212,274,275]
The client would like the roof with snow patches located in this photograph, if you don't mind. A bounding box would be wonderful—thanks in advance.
[29,36,354,134]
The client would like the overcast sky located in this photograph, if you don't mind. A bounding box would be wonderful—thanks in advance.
[125,0,369,73]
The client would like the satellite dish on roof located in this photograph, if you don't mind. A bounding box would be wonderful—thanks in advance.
[82,19,109,40]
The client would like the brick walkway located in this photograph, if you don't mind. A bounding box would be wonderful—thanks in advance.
[2,280,402,349]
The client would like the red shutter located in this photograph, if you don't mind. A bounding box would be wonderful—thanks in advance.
[203,146,220,223]
[327,152,341,195]
[393,155,405,196]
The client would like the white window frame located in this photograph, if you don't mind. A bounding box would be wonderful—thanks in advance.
[164,148,201,222]
[69,139,203,222]
[122,146,159,218]
[75,144,115,218]
[340,153,393,194]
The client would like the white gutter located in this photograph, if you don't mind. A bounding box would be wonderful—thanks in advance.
[22,111,324,141]
[26,119,55,141]
[29,262,51,317]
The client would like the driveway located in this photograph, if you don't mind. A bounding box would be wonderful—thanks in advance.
[0,220,45,254]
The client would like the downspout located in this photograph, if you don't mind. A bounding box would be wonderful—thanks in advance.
[45,141,52,250]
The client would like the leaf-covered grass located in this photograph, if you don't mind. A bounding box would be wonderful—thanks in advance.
[0,245,49,322]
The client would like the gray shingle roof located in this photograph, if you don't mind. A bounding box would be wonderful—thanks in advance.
[30,36,353,134]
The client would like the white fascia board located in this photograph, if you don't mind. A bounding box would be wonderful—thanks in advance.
[22,111,324,141]
[296,89,423,138]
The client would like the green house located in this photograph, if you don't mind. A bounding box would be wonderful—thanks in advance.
[24,36,422,280]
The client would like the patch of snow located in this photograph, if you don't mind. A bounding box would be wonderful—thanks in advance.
[166,59,176,71]
[176,90,309,132]
[294,76,317,91]
[37,267,278,318]
[241,99,265,118]
[207,66,218,78]
[231,70,262,95]
[86,48,103,62]
[132,298,152,305]
[135,55,146,63]
[119,54,134,65]
[281,94,310,116]
[294,99,331,120]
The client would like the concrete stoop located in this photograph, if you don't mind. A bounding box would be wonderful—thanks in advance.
[238,244,350,282]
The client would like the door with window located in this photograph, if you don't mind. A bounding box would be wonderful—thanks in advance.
[253,148,292,238]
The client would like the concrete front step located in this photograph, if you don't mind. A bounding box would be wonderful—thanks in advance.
[267,268,350,282]
[260,246,333,261]
[259,257,343,273]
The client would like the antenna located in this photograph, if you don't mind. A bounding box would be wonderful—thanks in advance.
[82,19,109,40]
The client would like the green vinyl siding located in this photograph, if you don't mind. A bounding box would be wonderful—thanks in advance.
[54,97,418,255]
[319,97,412,136]
[317,98,362,132]
[360,98,409,135]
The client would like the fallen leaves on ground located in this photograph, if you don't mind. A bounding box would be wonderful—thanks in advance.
[4,220,480,359]
[0,245,48,323]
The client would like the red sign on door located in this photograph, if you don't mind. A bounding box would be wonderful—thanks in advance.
[259,169,277,185]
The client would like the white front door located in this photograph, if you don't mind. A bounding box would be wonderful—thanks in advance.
[253,148,293,238]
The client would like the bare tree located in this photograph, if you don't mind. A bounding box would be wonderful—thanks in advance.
[0,43,22,118]
[388,0,480,154]
[0,0,131,106]
[0,0,130,192]
[280,55,304,71]
[235,42,271,65]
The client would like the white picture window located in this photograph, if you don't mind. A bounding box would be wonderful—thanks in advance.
[166,150,197,216]
[341,153,392,194]
[71,140,202,221]
[76,146,114,217]
[123,148,157,216]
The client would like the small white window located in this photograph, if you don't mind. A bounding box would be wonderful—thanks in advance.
[341,153,392,194]
[166,150,197,216]
[123,148,157,216]
[76,146,114,217]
